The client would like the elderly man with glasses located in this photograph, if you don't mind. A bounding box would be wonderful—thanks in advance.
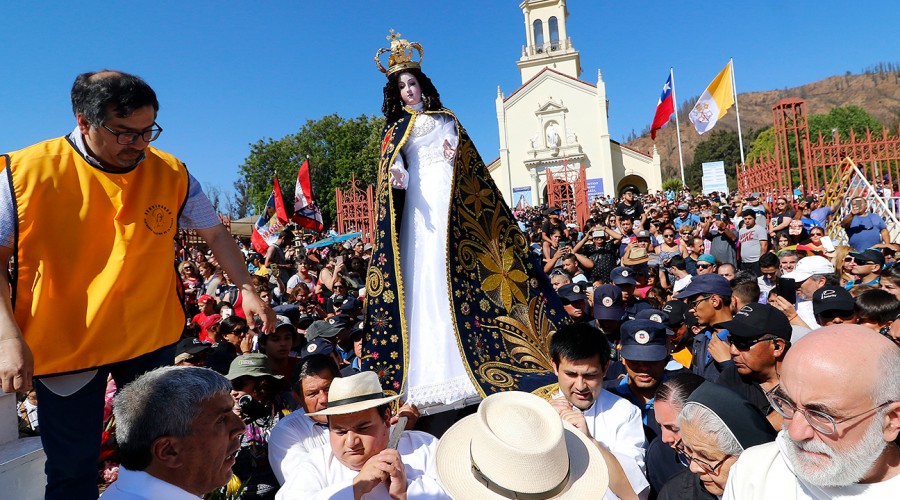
[724,325,900,499]
[0,70,274,499]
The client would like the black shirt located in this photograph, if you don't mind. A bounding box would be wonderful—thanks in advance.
[616,200,645,221]
[541,219,567,236]
[716,364,774,417]
[582,241,618,283]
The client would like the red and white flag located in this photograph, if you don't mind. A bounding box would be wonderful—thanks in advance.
[250,176,289,254]
[291,158,324,232]
[651,71,675,140]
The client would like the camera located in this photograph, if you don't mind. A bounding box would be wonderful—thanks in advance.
[238,395,269,422]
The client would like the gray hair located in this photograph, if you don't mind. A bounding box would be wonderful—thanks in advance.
[114,366,231,470]
[808,273,840,286]
[678,402,744,456]
[874,343,900,404]
[779,250,799,260]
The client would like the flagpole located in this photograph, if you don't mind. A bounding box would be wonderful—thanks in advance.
[730,58,746,164]
[669,67,687,187]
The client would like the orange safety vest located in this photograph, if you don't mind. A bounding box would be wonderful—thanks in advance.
[3,136,189,376]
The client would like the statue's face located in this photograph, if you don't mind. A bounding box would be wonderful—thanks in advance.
[398,72,422,106]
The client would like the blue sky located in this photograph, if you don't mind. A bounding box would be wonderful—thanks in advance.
[2,1,898,200]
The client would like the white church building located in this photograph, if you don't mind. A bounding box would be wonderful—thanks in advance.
[488,0,662,208]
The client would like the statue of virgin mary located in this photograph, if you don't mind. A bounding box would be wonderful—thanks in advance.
[364,32,570,408]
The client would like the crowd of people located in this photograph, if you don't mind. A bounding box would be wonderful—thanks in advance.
[74,183,900,499]
[6,68,900,500]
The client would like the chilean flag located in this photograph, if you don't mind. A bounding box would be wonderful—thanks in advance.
[291,158,324,232]
[651,72,675,140]
[251,176,289,255]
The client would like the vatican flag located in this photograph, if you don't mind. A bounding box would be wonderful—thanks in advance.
[689,61,735,134]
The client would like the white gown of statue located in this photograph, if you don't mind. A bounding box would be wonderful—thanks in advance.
[393,104,479,407]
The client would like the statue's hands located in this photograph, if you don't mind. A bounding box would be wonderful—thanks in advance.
[389,164,409,190]
[443,139,456,162]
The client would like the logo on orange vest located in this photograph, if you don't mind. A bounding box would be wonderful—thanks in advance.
[144,204,174,235]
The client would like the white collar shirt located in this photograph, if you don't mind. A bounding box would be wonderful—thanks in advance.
[267,410,331,485]
[99,467,201,499]
[275,430,449,500]
[580,389,650,500]
[724,439,900,499]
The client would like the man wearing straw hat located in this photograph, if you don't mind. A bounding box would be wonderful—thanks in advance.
[436,390,610,499]
[275,371,447,499]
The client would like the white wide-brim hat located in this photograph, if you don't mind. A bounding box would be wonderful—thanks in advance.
[307,371,399,417]
[436,391,609,499]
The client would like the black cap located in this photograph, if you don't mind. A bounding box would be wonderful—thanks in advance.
[674,274,732,299]
[300,337,336,360]
[306,315,351,341]
[620,320,669,361]
[350,318,366,339]
[339,297,362,312]
[176,337,213,356]
[544,206,561,216]
[593,284,624,321]
[661,300,692,328]
[812,286,855,316]
[610,266,637,286]
[558,283,587,302]
[849,249,886,267]
[635,308,670,325]
[719,303,792,341]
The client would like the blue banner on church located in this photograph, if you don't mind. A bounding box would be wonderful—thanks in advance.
[586,178,605,201]
[513,186,533,211]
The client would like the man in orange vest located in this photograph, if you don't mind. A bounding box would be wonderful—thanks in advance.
[0,70,275,499]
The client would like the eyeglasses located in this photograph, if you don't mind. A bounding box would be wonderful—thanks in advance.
[729,335,777,351]
[101,122,163,145]
[678,449,732,476]
[810,232,824,237]
[843,257,855,263]
[879,328,900,348]
[767,392,896,435]
[696,264,714,270]
[663,234,675,238]
[688,295,713,308]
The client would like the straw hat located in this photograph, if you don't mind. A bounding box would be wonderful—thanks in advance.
[306,371,399,417]
[436,391,609,499]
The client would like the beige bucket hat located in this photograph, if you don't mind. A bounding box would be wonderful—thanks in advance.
[306,371,399,417]
[436,391,609,499]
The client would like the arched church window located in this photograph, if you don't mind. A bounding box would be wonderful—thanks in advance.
[533,19,544,52]
[549,17,559,50]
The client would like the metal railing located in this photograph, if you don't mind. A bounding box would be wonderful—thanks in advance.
[824,158,900,246]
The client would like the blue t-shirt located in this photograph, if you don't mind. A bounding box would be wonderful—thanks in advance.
[846,213,887,251]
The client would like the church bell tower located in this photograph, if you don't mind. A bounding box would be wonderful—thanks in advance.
[517,0,582,84]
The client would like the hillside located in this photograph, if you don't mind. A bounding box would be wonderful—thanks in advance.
[625,71,900,177]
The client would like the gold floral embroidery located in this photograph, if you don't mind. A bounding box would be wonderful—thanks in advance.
[479,246,528,312]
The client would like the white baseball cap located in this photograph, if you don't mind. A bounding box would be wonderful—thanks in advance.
[781,255,835,282]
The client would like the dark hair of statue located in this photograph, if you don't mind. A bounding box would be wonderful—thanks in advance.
[382,68,443,123]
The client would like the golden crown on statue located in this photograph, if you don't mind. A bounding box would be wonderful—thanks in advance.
[374,29,424,77]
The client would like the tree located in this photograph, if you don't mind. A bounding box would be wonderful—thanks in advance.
[747,127,774,164]
[807,105,883,141]
[238,114,385,228]
[661,177,683,192]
